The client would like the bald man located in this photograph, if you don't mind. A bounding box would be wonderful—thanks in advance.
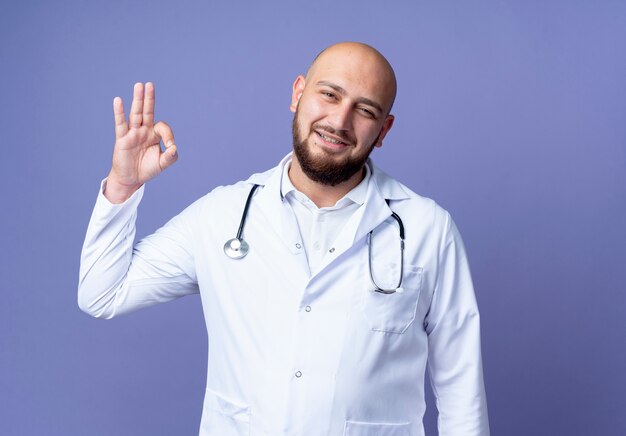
[79,42,490,436]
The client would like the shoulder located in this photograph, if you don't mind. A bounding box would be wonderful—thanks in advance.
[371,162,450,226]
[371,165,464,256]
[192,163,279,212]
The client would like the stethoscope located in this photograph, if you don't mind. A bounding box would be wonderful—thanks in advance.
[223,184,406,294]
[223,184,260,259]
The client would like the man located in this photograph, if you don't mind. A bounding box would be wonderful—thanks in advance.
[79,42,490,435]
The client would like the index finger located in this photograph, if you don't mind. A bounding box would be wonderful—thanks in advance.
[153,121,175,147]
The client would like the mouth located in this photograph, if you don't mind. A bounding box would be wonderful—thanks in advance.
[314,130,351,148]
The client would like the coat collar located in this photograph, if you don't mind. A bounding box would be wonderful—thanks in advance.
[246,152,410,258]
[247,152,410,203]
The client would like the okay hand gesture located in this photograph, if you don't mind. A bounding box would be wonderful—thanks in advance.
[105,82,178,203]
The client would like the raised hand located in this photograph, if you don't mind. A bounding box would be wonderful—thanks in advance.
[104,82,178,203]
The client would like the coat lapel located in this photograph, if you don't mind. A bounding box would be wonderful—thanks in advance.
[248,155,310,275]
[311,160,411,279]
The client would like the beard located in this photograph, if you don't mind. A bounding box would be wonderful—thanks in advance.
[292,112,377,186]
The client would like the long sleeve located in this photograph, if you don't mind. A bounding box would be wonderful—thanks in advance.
[78,180,199,319]
[424,212,490,435]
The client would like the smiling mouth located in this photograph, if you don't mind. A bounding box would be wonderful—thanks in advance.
[315,131,350,147]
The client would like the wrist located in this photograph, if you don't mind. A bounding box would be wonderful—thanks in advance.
[104,174,142,204]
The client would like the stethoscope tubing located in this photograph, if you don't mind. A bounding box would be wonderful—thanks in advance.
[224,183,405,294]
[367,210,405,294]
[236,184,260,241]
[223,184,260,259]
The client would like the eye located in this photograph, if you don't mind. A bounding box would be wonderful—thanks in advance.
[358,107,376,119]
[321,91,336,99]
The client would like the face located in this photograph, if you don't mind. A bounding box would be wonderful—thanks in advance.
[290,46,395,186]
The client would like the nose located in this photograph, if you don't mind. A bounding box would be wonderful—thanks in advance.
[327,103,353,132]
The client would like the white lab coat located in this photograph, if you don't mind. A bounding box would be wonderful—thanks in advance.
[78,153,489,436]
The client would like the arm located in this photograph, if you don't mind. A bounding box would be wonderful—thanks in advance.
[77,180,199,319]
[424,213,490,435]
[77,82,197,319]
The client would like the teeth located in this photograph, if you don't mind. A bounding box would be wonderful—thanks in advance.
[320,133,343,145]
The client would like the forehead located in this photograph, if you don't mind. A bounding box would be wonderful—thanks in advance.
[306,47,396,111]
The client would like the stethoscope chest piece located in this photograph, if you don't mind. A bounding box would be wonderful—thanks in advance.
[224,238,250,259]
[223,184,260,260]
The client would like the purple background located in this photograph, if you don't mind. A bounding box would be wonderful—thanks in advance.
[1,1,625,435]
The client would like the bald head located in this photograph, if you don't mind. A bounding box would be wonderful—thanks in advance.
[305,42,397,114]
[288,41,397,190]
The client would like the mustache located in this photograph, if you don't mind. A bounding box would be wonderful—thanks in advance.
[312,124,356,146]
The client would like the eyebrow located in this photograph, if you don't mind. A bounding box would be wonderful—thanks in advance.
[316,81,384,115]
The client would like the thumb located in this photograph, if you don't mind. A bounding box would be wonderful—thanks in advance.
[160,143,178,171]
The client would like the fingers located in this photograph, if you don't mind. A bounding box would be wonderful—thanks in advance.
[129,82,144,128]
[143,82,155,127]
[116,82,155,137]
[159,143,178,171]
[113,97,128,139]
[154,120,178,170]
[153,120,175,147]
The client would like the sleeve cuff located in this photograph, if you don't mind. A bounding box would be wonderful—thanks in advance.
[96,178,145,209]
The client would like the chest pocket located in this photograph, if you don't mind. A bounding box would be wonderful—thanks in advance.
[360,262,423,334]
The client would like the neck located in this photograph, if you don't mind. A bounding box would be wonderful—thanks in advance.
[288,157,365,208]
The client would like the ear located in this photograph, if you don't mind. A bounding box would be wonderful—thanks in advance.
[290,75,306,113]
[374,114,395,148]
